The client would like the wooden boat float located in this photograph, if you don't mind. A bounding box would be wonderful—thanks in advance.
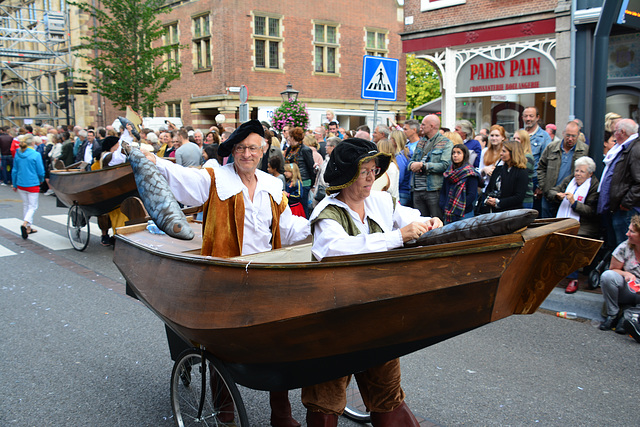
[114,216,601,391]
[49,163,138,217]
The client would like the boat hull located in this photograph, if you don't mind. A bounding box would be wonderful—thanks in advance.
[49,164,138,217]
[114,218,601,390]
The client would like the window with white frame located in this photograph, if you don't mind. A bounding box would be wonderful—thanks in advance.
[314,23,338,74]
[166,101,181,118]
[253,13,282,69]
[365,29,387,57]
[192,14,211,71]
[164,22,180,72]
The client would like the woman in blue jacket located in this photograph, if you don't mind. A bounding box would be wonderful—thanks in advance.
[12,134,45,238]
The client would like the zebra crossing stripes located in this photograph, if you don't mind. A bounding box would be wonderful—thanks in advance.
[0,244,15,257]
[0,218,73,250]
[42,214,103,238]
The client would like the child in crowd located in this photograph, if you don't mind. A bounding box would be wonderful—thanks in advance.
[268,156,286,189]
[284,163,306,218]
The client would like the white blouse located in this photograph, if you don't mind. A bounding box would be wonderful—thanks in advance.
[155,158,309,255]
[310,191,429,261]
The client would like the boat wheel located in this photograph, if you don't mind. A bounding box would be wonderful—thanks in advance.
[67,204,90,251]
[343,375,371,423]
[171,348,249,427]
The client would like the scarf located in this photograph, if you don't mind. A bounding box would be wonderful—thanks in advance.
[557,177,591,221]
[598,143,623,192]
[284,144,301,164]
[443,164,476,223]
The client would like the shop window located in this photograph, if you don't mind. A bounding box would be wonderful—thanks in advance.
[606,93,640,124]
[164,22,180,72]
[365,29,387,57]
[253,13,282,70]
[166,101,181,118]
[314,22,339,74]
[193,14,211,71]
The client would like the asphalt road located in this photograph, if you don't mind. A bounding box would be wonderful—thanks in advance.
[1,185,638,426]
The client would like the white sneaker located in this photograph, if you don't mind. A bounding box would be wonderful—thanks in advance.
[45,189,55,196]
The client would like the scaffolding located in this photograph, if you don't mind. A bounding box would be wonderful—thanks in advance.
[0,0,73,127]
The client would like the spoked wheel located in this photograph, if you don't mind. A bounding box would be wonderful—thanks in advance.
[171,348,249,427]
[343,375,371,423]
[67,204,90,251]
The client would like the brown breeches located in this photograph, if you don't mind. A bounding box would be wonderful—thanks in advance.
[301,358,405,416]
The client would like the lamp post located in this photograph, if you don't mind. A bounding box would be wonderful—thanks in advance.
[280,83,299,102]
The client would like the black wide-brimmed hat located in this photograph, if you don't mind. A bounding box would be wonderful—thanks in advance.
[101,136,119,153]
[324,138,391,194]
[218,119,265,157]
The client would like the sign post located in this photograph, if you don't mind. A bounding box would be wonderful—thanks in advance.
[239,85,249,123]
[361,56,399,127]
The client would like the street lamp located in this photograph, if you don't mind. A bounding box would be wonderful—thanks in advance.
[280,83,299,102]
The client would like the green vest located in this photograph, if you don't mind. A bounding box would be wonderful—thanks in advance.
[311,204,384,237]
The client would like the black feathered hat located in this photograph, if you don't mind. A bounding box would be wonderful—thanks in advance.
[101,136,120,153]
[218,119,265,157]
[324,138,391,194]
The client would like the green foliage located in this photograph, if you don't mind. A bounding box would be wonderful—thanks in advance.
[271,100,310,131]
[68,0,182,115]
[406,54,441,116]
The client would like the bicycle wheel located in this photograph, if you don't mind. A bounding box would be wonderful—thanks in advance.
[343,375,371,423]
[67,204,90,251]
[171,349,249,427]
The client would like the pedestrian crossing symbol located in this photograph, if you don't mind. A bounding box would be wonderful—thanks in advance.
[361,55,399,101]
[366,63,394,93]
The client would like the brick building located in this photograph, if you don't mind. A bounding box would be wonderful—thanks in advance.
[101,0,408,131]
[401,0,639,145]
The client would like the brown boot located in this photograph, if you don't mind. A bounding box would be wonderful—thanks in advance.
[305,410,339,427]
[269,390,301,427]
[370,401,420,427]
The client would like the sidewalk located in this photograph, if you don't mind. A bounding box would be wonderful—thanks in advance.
[539,275,605,321]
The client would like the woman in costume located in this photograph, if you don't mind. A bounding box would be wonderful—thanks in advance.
[303,138,441,426]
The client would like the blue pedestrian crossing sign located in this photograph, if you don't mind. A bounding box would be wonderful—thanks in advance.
[361,55,399,101]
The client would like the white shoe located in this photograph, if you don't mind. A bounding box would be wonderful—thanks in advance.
[45,189,55,196]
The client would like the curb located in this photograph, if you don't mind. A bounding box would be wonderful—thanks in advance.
[540,288,604,321]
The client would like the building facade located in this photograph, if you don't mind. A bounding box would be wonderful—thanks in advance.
[401,0,639,139]
[0,0,97,128]
[100,0,408,131]
[402,0,564,134]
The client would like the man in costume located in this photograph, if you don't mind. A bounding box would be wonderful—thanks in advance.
[146,119,309,427]
[304,138,442,426]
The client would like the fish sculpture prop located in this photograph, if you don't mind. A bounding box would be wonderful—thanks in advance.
[118,115,141,141]
[124,144,195,240]
[405,209,539,247]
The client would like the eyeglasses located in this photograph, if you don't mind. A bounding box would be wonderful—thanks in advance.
[564,134,578,139]
[359,167,380,178]
[234,145,261,154]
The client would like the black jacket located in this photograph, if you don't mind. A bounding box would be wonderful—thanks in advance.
[286,144,316,184]
[610,137,640,212]
[481,164,528,213]
[74,139,102,163]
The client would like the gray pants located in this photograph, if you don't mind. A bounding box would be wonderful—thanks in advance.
[413,190,443,220]
[600,270,640,316]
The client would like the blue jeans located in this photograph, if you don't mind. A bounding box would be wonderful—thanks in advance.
[541,197,559,219]
[399,192,412,207]
[1,154,12,184]
[611,209,633,247]
[301,186,311,218]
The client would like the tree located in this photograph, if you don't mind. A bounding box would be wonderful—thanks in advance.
[406,54,441,116]
[68,0,182,115]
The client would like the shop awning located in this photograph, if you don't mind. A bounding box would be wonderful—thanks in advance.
[411,97,441,117]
